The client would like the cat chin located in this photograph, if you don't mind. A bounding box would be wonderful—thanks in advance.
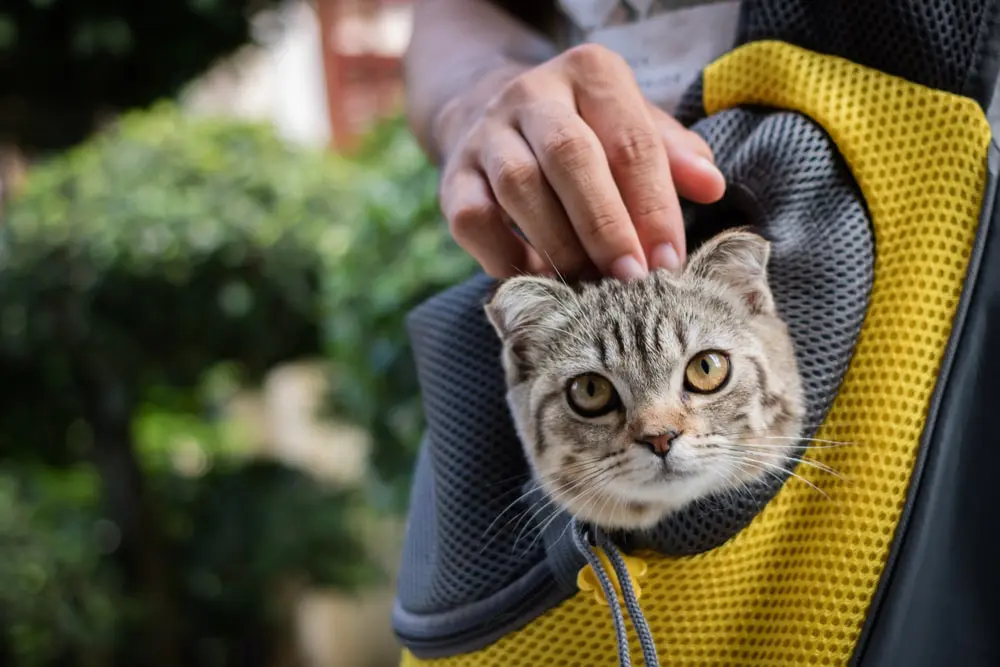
[556,488,685,531]
[546,480,710,531]
[545,465,766,530]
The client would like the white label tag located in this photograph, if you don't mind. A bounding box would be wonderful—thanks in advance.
[586,0,740,113]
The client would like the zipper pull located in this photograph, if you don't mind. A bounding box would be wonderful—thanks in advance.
[576,548,648,605]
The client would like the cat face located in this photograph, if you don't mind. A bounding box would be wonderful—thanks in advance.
[485,230,804,530]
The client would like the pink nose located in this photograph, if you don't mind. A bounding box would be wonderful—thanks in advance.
[638,430,681,457]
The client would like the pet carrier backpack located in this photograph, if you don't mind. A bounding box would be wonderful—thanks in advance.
[393,1,1000,664]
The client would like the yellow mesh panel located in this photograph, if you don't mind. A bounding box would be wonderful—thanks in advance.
[403,40,991,666]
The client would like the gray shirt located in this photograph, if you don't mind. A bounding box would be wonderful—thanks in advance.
[555,0,740,113]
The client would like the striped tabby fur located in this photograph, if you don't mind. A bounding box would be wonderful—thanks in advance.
[485,230,805,529]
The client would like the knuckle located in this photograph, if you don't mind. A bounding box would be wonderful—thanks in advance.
[541,127,591,169]
[495,75,538,108]
[607,127,659,170]
[447,199,497,238]
[562,43,622,74]
[632,192,672,218]
[583,210,622,241]
[523,98,573,121]
[491,156,540,193]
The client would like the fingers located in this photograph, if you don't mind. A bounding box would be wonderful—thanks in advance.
[648,105,726,205]
[436,42,727,282]
[516,100,649,280]
[479,128,593,277]
[561,45,687,273]
[440,166,540,278]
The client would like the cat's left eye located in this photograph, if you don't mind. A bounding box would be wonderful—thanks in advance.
[684,350,731,393]
[566,374,621,417]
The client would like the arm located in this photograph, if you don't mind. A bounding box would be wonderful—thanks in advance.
[404,0,556,163]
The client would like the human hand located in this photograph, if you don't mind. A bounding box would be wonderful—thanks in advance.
[433,44,726,281]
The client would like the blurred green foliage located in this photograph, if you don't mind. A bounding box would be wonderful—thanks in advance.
[323,117,478,507]
[0,102,470,666]
[0,0,280,152]
[0,466,117,667]
[0,101,345,464]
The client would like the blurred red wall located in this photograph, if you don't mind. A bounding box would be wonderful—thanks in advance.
[317,0,409,152]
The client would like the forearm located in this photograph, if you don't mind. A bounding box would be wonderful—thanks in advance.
[404,0,557,163]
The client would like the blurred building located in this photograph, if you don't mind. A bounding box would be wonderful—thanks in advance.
[183,0,412,151]
[319,0,411,150]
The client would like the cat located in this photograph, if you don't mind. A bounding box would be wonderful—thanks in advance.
[485,229,805,530]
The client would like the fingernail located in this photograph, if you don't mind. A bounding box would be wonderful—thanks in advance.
[651,243,681,273]
[695,154,721,174]
[697,156,726,186]
[610,255,647,281]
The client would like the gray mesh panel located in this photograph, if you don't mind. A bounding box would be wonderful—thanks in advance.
[397,275,547,614]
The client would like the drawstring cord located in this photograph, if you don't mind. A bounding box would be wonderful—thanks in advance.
[572,522,632,666]
[571,518,661,667]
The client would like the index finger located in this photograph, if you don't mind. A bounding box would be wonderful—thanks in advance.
[564,45,687,271]
[516,101,649,281]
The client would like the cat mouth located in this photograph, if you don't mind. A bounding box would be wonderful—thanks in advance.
[649,459,693,481]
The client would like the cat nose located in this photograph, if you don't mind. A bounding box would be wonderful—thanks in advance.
[638,430,681,457]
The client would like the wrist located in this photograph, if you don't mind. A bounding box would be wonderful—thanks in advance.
[430,59,531,164]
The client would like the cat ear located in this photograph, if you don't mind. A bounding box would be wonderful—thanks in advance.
[685,229,775,314]
[485,276,575,341]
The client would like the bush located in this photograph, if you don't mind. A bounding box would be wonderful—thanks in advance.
[0,103,377,667]
[0,466,117,667]
[0,101,475,665]
[0,100,478,666]
[322,117,478,507]
[0,102,358,459]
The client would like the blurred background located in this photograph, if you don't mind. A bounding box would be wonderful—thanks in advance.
[0,1,477,666]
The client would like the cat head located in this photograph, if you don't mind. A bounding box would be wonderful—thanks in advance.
[485,229,804,530]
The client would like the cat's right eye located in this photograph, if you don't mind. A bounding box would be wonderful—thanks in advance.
[684,350,731,393]
[566,374,621,418]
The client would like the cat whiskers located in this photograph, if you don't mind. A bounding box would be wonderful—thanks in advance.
[733,444,846,479]
[702,430,854,483]
[504,459,612,552]
[708,430,857,448]
[707,432,848,479]
[520,471,613,554]
[713,418,859,442]
[710,458,758,505]
[478,458,607,555]
[483,470,534,489]
[719,449,831,499]
[516,449,638,553]
[541,250,594,335]
[543,468,630,551]
[513,465,615,554]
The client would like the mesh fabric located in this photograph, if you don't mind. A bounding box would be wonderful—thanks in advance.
[397,274,545,614]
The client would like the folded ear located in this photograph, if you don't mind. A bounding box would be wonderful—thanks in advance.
[484,276,576,342]
[685,229,774,314]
